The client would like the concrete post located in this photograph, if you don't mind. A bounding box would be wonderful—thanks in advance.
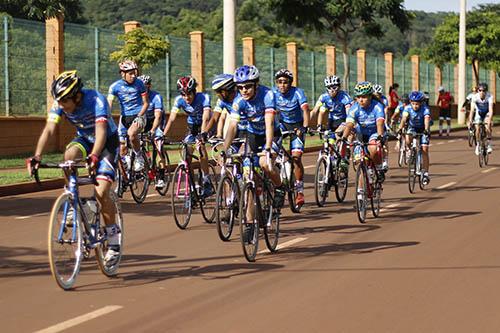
[287,42,298,85]
[242,37,255,66]
[223,0,236,73]
[454,64,459,100]
[472,59,479,88]
[434,66,442,99]
[190,31,205,91]
[356,49,366,82]
[325,45,336,76]
[384,52,394,94]
[490,71,497,103]
[411,55,420,91]
[124,21,141,33]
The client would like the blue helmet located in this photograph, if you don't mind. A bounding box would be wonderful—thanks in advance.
[408,91,425,102]
[234,65,260,83]
[211,74,235,91]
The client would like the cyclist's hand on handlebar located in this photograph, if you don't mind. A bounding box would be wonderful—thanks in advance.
[423,129,430,136]
[86,154,99,176]
[26,155,41,177]
[376,134,386,145]
[197,132,208,143]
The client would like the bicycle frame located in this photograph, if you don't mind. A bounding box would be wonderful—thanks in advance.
[353,141,380,198]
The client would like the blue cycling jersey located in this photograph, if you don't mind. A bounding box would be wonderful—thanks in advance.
[48,89,118,143]
[171,93,211,126]
[214,94,247,131]
[231,85,275,135]
[377,95,389,107]
[273,86,308,124]
[146,90,164,119]
[108,78,147,117]
[403,104,431,129]
[347,99,385,136]
[472,92,493,114]
[315,90,353,121]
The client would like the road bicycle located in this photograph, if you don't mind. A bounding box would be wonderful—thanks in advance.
[311,129,349,207]
[396,128,408,168]
[239,149,280,262]
[146,133,172,196]
[168,139,218,229]
[467,123,476,148]
[352,141,383,223]
[477,122,489,167]
[408,133,427,193]
[32,160,123,290]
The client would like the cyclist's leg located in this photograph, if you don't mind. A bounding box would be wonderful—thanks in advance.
[118,116,128,157]
[438,109,444,136]
[64,137,88,161]
[421,133,430,172]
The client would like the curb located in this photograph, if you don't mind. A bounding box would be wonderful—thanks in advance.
[0,125,469,197]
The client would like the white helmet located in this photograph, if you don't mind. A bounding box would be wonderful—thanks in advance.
[119,60,138,72]
[373,84,383,94]
[324,75,341,87]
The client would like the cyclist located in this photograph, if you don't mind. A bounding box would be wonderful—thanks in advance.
[388,83,400,121]
[341,81,386,179]
[108,60,149,172]
[468,82,494,155]
[138,74,167,189]
[463,86,478,127]
[163,76,214,196]
[436,86,454,136]
[222,65,285,210]
[390,93,409,127]
[373,83,390,171]
[28,70,121,268]
[398,91,431,185]
[272,68,309,209]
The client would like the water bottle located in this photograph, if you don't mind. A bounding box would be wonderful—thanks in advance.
[243,157,251,178]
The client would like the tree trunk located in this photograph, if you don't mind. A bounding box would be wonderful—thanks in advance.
[342,41,349,91]
[472,58,479,85]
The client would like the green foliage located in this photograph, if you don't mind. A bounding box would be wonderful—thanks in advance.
[425,5,500,73]
[110,28,170,70]
[0,0,85,22]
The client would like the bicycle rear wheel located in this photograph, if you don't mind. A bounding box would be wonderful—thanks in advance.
[355,165,368,223]
[156,152,172,196]
[130,151,150,204]
[468,130,474,147]
[371,181,382,217]
[95,192,124,277]
[200,164,218,224]
[48,193,83,290]
[215,174,237,241]
[115,161,126,198]
[398,137,406,167]
[263,182,280,252]
[418,151,426,190]
[287,162,300,213]
[408,150,417,193]
[314,156,329,207]
[239,182,259,262]
[171,164,193,229]
[335,162,349,203]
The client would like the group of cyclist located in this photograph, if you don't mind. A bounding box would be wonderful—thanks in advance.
[27,57,496,269]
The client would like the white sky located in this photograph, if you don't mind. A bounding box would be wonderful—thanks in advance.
[404,0,500,12]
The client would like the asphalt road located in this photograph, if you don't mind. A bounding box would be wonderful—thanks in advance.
[1,129,500,333]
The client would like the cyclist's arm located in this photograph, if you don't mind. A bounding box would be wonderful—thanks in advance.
[399,113,408,132]
[201,107,214,133]
[150,109,162,133]
[310,104,319,120]
[341,122,354,140]
[302,103,310,129]
[424,115,431,132]
[376,118,385,137]
[223,119,237,152]
[34,121,57,158]
[138,94,149,117]
[91,121,107,157]
[217,112,227,138]
[163,111,177,136]
[107,95,114,110]
[468,101,476,124]
[487,98,494,122]
[265,110,275,150]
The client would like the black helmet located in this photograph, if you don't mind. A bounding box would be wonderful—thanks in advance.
[478,82,488,91]
[51,70,83,101]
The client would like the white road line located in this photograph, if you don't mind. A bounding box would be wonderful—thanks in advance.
[15,212,47,220]
[146,193,159,198]
[35,306,123,333]
[437,142,445,145]
[258,237,307,254]
[449,139,457,143]
[380,203,400,213]
[437,182,456,190]
[481,167,498,174]
[304,165,315,169]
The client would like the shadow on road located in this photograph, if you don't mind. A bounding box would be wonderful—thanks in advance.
[280,224,380,238]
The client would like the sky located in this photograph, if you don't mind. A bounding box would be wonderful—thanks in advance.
[404,0,499,12]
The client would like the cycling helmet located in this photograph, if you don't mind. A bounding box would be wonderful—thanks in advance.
[234,65,260,83]
[51,70,83,101]
[353,81,373,97]
[478,82,488,91]
[408,91,425,102]
[177,76,197,93]
[438,86,445,92]
[373,84,383,94]
[401,93,409,104]
[274,68,293,81]
[211,73,235,91]
[119,60,138,72]
[138,75,152,85]
[324,75,341,87]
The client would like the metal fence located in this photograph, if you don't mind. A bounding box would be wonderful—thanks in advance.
[0,16,496,116]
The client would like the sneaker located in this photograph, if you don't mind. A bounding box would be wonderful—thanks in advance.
[155,178,165,189]
[487,144,493,154]
[475,144,480,156]
[295,192,305,209]
[104,245,121,268]
[274,186,286,208]
[422,172,430,186]
[134,154,145,172]
[382,161,389,172]
[202,181,215,197]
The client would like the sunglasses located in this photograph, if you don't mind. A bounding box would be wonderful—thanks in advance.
[326,85,340,91]
[237,83,255,91]
[478,89,486,92]
[276,79,290,84]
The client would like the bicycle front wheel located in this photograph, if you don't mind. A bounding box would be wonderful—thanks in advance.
[216,174,237,241]
[115,161,126,198]
[200,164,218,224]
[239,182,259,262]
[398,138,406,167]
[156,152,172,196]
[95,192,124,277]
[335,162,349,203]
[355,165,368,223]
[371,182,382,217]
[48,193,83,290]
[171,164,193,229]
[130,151,150,204]
[314,156,329,207]
[263,182,280,252]
[408,150,417,193]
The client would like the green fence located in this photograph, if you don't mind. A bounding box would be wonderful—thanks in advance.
[0,16,497,117]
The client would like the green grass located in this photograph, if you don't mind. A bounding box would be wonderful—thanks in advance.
[0,169,63,185]
[0,152,64,169]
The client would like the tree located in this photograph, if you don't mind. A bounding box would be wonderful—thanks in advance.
[0,0,85,22]
[266,0,412,87]
[110,27,170,70]
[425,4,500,81]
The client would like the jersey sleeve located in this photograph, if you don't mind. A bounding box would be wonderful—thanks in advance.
[107,82,118,98]
[264,89,276,114]
[487,94,494,106]
[316,94,327,111]
[171,96,183,113]
[346,103,358,124]
[94,93,110,123]
[152,93,164,113]
[47,101,63,124]
[296,88,308,107]
[203,93,211,109]
[230,98,244,122]
[402,105,410,117]
[340,92,353,107]
[213,98,224,113]
[137,80,147,96]
[423,106,431,118]
[375,103,386,121]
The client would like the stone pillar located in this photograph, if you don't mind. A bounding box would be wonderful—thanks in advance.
[356,49,366,82]
[454,64,459,99]
[190,31,205,91]
[46,15,64,112]
[325,45,336,76]
[411,55,420,91]
[472,59,479,88]
[242,37,255,66]
[123,21,141,33]
[384,52,394,94]
[434,66,442,97]
[287,42,298,85]
[490,71,497,103]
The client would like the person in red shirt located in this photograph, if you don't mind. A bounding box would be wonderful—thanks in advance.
[388,83,400,126]
[436,86,454,136]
